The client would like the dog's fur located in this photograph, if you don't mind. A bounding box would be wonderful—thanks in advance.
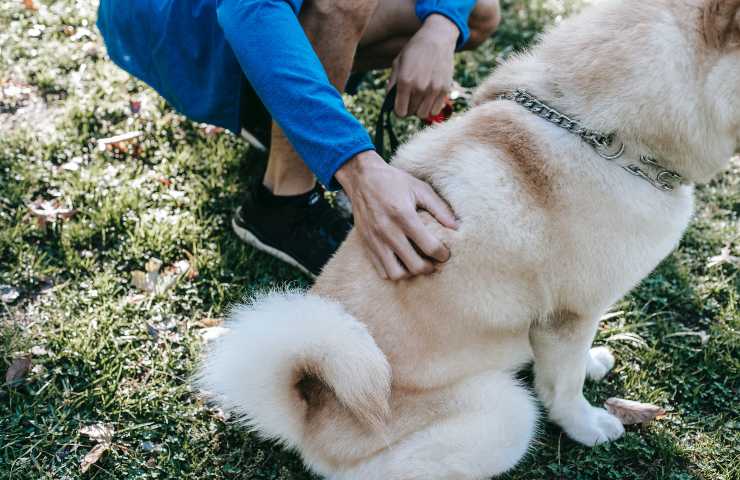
[198,1,740,478]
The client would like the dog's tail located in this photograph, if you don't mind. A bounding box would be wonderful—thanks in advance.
[195,290,391,447]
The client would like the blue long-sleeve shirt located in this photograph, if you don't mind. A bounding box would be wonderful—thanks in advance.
[97,0,476,188]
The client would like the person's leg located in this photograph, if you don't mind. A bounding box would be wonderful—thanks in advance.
[235,0,380,277]
[354,0,501,72]
[263,0,500,196]
[263,0,380,196]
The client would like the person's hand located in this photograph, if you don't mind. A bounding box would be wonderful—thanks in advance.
[335,151,458,281]
[389,14,459,119]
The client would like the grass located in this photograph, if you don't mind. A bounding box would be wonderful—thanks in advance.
[1,1,738,479]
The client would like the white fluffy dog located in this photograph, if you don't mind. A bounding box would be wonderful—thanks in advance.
[198,1,739,478]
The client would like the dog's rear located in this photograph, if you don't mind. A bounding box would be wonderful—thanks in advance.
[196,291,391,469]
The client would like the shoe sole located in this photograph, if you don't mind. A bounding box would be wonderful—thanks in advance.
[232,210,316,279]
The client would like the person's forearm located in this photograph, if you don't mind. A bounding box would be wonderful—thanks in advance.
[217,0,374,188]
[415,0,477,48]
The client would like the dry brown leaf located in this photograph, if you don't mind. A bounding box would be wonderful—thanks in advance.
[605,398,666,425]
[23,0,38,11]
[80,423,114,444]
[80,443,108,473]
[199,317,222,327]
[28,199,76,228]
[131,258,190,295]
[201,124,224,136]
[96,131,143,152]
[5,356,32,384]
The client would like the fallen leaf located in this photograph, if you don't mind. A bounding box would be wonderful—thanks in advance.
[201,124,224,136]
[199,317,222,327]
[96,131,143,152]
[5,356,32,384]
[605,398,666,425]
[28,199,76,228]
[707,244,739,268]
[131,258,190,295]
[23,0,38,11]
[0,285,20,303]
[80,443,108,473]
[123,293,147,305]
[80,423,114,444]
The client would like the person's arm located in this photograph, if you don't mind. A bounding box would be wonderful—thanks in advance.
[217,0,374,188]
[391,1,477,118]
[415,0,477,49]
[217,0,458,280]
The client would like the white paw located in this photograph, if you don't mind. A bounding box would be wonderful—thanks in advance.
[586,346,615,382]
[557,404,625,446]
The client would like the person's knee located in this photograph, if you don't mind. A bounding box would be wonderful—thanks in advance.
[465,0,501,50]
[308,0,379,32]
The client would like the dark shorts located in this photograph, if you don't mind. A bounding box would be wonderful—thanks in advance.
[239,76,272,147]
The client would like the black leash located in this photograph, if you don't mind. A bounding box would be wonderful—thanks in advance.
[373,85,400,160]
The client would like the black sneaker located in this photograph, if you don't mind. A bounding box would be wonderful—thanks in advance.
[232,184,353,277]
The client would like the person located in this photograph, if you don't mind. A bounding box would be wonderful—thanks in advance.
[97,0,500,279]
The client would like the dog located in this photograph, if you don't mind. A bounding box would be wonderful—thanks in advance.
[197,1,739,478]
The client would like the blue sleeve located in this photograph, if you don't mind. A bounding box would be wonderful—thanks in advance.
[216,0,375,189]
[415,0,477,49]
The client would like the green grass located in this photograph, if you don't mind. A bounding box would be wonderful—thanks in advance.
[1,1,738,479]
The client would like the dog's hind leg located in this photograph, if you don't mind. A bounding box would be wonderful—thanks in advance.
[335,372,537,480]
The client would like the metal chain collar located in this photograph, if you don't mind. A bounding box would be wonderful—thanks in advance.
[498,89,684,192]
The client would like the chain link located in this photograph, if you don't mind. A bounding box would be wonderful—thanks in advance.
[498,89,683,192]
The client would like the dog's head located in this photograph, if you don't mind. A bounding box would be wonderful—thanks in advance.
[476,0,740,183]
[702,0,740,143]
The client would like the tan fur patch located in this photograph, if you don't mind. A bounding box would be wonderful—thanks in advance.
[294,367,336,427]
[468,110,553,207]
[703,0,740,48]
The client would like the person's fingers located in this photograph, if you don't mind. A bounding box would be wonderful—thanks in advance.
[383,224,435,276]
[430,91,448,117]
[402,215,450,263]
[395,78,411,117]
[415,181,458,230]
[406,86,425,118]
[416,92,437,120]
[376,239,409,281]
[365,236,388,280]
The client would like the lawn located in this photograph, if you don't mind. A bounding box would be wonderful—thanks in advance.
[1,1,738,479]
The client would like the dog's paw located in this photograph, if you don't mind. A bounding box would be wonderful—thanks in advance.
[586,346,615,382]
[557,403,625,446]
